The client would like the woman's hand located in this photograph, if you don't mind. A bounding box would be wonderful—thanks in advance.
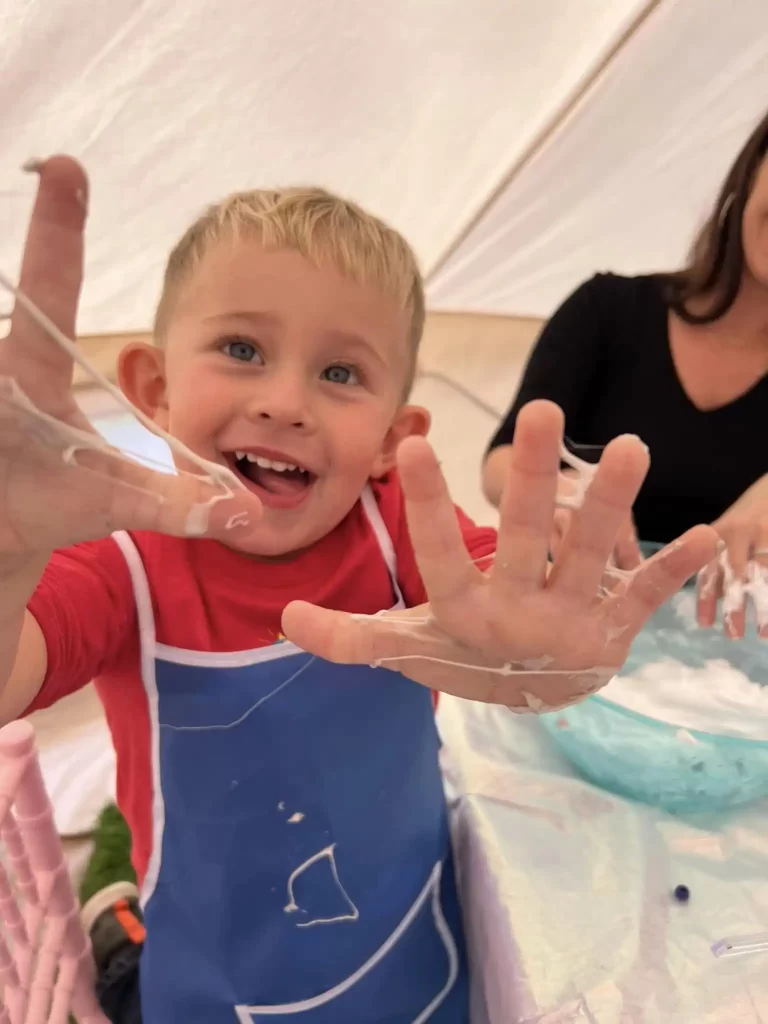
[697,474,768,638]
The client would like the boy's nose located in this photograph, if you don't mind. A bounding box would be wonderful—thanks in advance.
[245,379,310,430]
[257,408,305,428]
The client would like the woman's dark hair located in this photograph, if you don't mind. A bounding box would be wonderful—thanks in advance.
[663,109,768,324]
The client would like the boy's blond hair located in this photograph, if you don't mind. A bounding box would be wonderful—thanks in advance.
[154,186,425,394]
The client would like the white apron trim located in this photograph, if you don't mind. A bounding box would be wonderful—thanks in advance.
[111,529,165,909]
[154,638,305,668]
[234,860,458,1022]
[360,484,403,605]
[111,483,405,907]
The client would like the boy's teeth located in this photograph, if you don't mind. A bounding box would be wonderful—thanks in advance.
[234,452,299,473]
[254,455,287,471]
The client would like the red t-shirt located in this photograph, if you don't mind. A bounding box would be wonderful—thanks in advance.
[26,474,496,884]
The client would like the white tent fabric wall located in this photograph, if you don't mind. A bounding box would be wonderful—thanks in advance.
[428,0,768,317]
[0,0,647,334]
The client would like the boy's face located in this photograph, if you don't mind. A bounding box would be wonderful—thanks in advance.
[120,240,428,557]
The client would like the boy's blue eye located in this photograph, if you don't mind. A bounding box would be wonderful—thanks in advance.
[222,339,261,363]
[323,364,359,385]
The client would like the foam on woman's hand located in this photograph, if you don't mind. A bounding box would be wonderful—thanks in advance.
[713,548,768,633]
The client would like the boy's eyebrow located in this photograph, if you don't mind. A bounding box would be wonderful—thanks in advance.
[321,330,392,369]
[203,310,281,327]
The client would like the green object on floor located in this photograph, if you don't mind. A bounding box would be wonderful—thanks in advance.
[79,803,135,907]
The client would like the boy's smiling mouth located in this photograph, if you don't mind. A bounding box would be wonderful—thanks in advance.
[224,447,316,509]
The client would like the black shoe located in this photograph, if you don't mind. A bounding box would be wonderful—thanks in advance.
[81,883,143,1024]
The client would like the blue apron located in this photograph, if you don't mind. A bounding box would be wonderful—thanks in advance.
[112,489,469,1023]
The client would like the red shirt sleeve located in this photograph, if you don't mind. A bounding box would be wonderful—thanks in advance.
[25,537,137,714]
[371,473,497,607]
[453,505,498,572]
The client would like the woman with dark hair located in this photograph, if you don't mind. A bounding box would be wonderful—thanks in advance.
[483,109,768,638]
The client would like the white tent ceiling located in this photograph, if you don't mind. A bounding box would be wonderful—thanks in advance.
[0,0,765,335]
[429,0,768,317]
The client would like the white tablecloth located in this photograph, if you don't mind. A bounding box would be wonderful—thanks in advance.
[438,696,768,1023]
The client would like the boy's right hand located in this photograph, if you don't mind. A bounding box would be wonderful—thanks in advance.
[0,156,261,569]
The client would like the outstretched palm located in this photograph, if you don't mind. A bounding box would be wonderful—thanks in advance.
[0,156,261,564]
[283,403,718,710]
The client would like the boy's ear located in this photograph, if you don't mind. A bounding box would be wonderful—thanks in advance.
[371,404,431,478]
[118,342,170,429]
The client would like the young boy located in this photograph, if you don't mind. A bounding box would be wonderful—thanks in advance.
[0,157,716,1022]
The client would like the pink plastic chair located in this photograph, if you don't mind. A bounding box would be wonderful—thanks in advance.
[0,719,108,1023]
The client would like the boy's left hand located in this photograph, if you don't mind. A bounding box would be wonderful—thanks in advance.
[282,401,718,711]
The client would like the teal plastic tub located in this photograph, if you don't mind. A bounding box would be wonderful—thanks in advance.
[540,692,768,813]
[540,547,768,813]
